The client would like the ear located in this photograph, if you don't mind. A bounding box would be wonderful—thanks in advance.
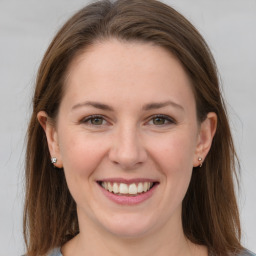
[37,111,63,168]
[193,112,217,167]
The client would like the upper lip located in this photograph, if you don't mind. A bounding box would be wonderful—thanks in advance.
[97,178,159,185]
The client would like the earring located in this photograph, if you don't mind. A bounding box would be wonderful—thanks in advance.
[198,157,203,167]
[51,157,57,164]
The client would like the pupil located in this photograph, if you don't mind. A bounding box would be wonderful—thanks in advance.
[92,118,102,125]
[153,117,165,125]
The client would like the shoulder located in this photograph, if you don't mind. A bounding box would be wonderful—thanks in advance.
[21,248,62,256]
[238,249,256,256]
[47,247,62,256]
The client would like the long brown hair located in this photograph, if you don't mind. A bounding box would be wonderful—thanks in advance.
[24,0,242,255]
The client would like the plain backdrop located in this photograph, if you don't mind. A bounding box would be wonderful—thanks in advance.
[0,0,255,255]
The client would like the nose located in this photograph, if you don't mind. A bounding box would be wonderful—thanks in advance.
[108,125,147,170]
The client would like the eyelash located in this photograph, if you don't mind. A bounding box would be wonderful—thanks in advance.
[80,115,108,126]
[80,114,176,127]
[147,114,176,126]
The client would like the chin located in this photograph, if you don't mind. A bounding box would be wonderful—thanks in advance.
[99,213,155,238]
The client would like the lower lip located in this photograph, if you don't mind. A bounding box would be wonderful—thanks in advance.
[98,183,158,205]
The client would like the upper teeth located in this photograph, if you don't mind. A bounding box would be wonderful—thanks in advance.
[101,182,153,195]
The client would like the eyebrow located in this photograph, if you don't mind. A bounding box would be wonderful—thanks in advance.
[71,100,184,112]
[71,101,114,111]
[142,100,184,111]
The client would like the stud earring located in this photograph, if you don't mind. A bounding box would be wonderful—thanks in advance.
[198,157,203,167]
[51,157,57,164]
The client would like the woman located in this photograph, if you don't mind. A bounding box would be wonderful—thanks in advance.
[23,0,255,255]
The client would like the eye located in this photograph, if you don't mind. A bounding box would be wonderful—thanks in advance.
[81,115,107,126]
[148,115,175,126]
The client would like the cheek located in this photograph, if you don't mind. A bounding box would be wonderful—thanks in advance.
[58,131,109,207]
[148,130,197,171]
[59,130,107,180]
[147,130,197,196]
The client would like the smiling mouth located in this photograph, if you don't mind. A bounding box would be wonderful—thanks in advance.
[98,181,158,196]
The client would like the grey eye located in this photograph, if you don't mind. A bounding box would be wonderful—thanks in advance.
[90,117,104,125]
[82,115,107,126]
[152,117,167,125]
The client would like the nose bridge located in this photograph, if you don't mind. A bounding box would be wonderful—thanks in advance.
[109,122,147,169]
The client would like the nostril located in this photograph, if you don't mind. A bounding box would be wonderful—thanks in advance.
[108,134,148,169]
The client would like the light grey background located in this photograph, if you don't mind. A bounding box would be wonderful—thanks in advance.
[0,0,255,255]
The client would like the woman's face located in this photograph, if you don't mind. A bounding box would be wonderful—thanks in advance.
[42,39,215,238]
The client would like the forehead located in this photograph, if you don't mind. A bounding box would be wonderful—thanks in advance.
[68,39,186,80]
[62,39,195,112]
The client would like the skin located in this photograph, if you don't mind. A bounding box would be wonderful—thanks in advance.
[38,39,217,256]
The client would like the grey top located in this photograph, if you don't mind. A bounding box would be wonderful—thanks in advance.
[48,248,62,256]
[47,247,256,256]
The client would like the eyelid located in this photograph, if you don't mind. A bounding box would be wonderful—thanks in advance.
[79,114,176,126]
[146,114,176,125]
[80,114,109,126]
